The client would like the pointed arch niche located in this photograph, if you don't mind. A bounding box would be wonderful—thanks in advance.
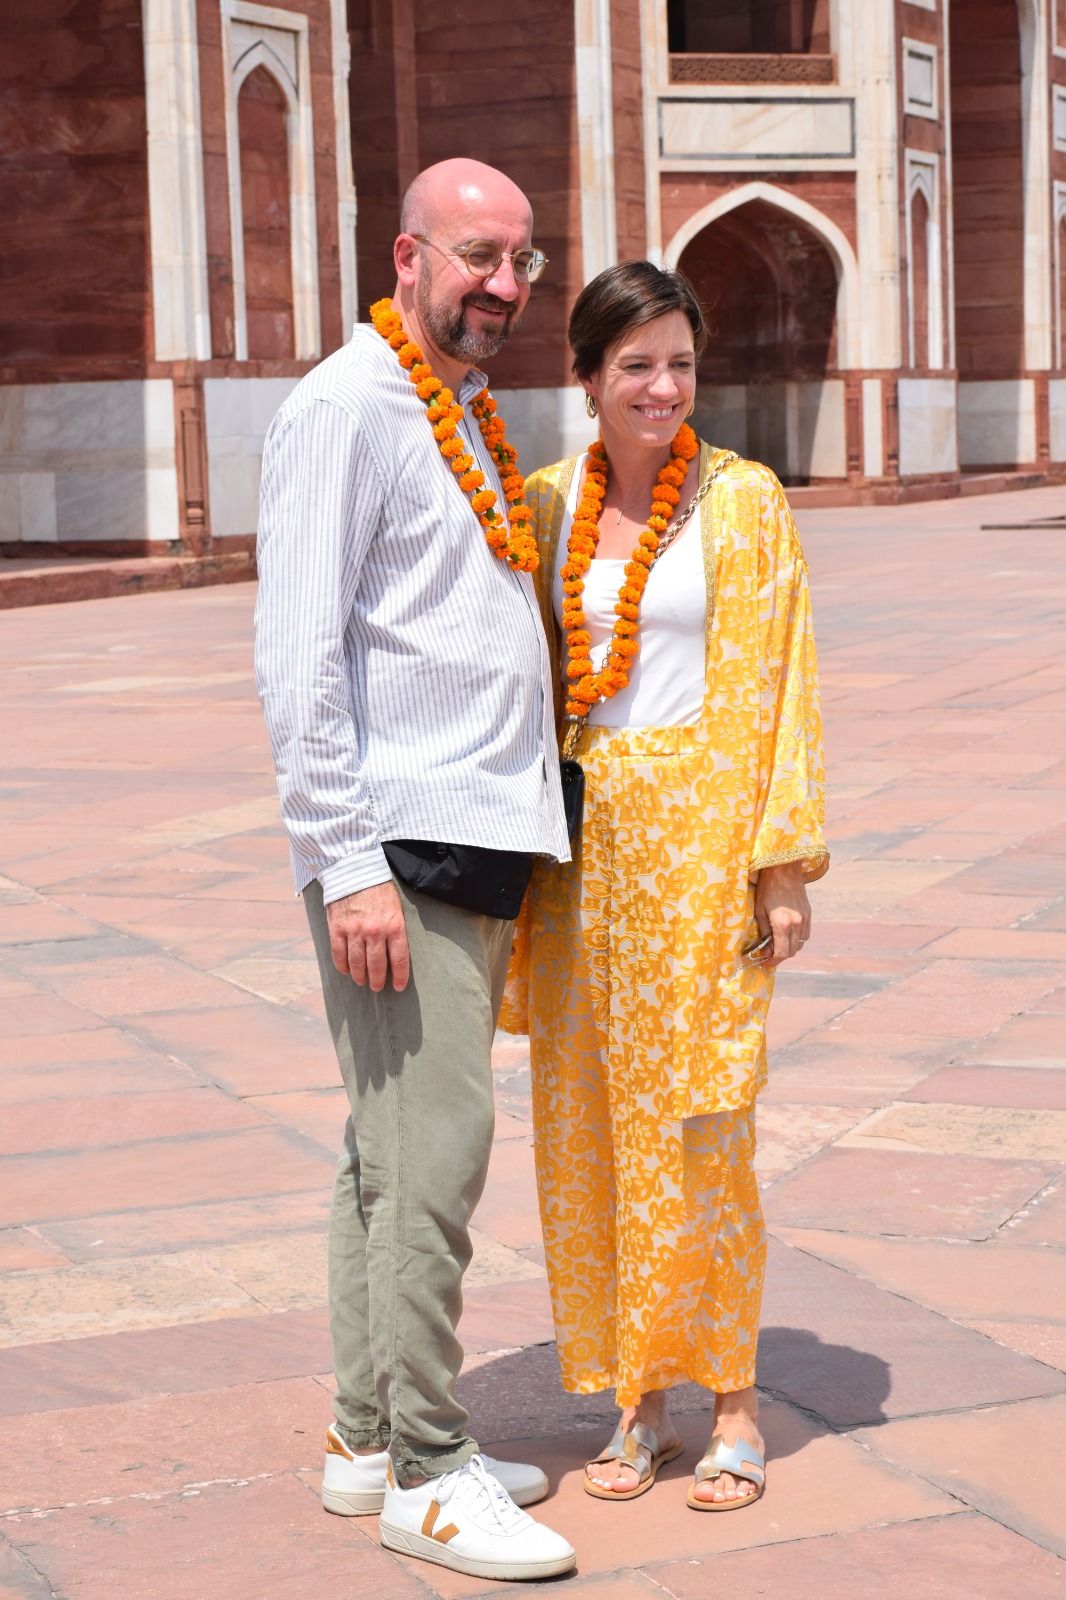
[222,0,321,361]
[664,183,859,483]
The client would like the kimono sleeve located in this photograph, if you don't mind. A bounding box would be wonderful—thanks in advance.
[749,475,829,883]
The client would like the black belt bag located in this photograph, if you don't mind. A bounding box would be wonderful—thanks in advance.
[382,839,534,921]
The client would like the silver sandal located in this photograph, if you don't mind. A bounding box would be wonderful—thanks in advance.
[687,1432,765,1512]
[584,1420,684,1502]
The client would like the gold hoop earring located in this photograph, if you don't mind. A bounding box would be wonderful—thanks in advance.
[585,394,598,419]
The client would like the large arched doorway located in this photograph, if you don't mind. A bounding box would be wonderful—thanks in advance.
[677,199,841,484]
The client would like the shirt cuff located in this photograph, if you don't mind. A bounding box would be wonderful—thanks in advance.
[317,845,393,905]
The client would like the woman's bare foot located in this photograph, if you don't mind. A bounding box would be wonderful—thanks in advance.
[585,1389,682,1494]
[691,1387,764,1506]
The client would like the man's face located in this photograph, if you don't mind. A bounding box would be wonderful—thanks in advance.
[412,201,534,365]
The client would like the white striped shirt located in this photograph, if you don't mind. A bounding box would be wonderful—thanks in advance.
[254,325,571,904]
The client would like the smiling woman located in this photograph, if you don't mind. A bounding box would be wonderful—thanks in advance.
[502,258,829,1517]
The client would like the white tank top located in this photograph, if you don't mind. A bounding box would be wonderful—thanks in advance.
[551,457,707,729]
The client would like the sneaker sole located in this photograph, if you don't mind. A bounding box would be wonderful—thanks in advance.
[379,1520,576,1581]
[322,1485,384,1517]
[322,1473,548,1518]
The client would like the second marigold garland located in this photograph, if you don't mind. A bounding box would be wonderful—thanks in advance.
[369,297,538,572]
[561,422,699,718]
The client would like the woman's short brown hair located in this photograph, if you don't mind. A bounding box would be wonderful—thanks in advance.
[568,260,708,381]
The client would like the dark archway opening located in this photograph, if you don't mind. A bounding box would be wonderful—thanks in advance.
[667,0,830,54]
[678,199,840,484]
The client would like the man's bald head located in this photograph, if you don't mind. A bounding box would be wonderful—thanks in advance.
[400,159,532,240]
[394,159,536,368]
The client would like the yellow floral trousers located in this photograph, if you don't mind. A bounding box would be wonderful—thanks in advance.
[526,724,767,1406]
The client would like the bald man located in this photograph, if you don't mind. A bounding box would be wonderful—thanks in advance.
[255,161,574,1581]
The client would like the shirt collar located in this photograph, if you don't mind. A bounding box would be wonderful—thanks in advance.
[457,366,489,403]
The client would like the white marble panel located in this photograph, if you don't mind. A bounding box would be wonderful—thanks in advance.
[489,386,592,475]
[660,96,854,161]
[898,378,958,476]
[17,381,172,455]
[1048,378,1066,462]
[18,474,59,541]
[204,376,302,537]
[957,380,1036,467]
[792,380,846,478]
[0,473,22,537]
[693,386,749,459]
[862,378,883,477]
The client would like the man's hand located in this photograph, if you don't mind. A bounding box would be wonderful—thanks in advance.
[753,861,811,969]
[326,882,410,992]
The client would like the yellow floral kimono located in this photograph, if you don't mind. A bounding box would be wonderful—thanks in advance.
[502,443,828,1404]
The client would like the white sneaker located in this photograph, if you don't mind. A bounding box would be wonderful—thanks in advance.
[321,1426,549,1516]
[379,1453,576,1581]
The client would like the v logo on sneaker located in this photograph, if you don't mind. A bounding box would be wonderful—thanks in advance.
[325,1430,354,1460]
[421,1500,460,1545]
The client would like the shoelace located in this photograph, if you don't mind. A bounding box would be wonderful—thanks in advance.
[436,1454,526,1532]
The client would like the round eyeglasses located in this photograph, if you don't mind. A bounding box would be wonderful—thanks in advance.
[412,234,549,284]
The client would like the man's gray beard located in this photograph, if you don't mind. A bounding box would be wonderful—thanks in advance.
[416,266,518,364]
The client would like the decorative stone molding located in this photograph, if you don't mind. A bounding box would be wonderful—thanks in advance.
[905,152,943,369]
[142,0,212,361]
[221,0,321,361]
[902,39,937,120]
[575,0,618,283]
[668,54,836,85]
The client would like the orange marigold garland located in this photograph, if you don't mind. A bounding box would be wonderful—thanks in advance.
[561,423,699,718]
[369,298,538,571]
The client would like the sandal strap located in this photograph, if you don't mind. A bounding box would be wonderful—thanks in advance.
[588,1420,662,1482]
[693,1433,765,1489]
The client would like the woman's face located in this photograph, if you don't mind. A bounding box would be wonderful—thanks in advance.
[583,310,697,450]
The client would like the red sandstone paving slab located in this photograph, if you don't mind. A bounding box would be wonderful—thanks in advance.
[791,920,948,959]
[126,1002,337,1095]
[771,1229,1066,1325]
[924,927,1066,961]
[940,852,1066,896]
[366,1405,957,1596]
[878,889,1050,927]
[0,1308,331,1418]
[764,1033,966,1108]
[0,1026,172,1075]
[4,1474,424,1600]
[0,1229,68,1272]
[0,1536,52,1598]
[14,952,259,1017]
[0,992,108,1037]
[1004,1175,1066,1246]
[245,1087,349,1151]
[1035,987,1066,1013]
[471,1138,542,1252]
[961,1012,1066,1068]
[757,1239,1065,1427]
[0,1127,331,1226]
[879,829,1014,859]
[1025,895,1066,929]
[764,995,853,1050]
[855,1393,1066,1559]
[819,959,1066,1040]
[0,1054,206,1105]
[38,1189,331,1263]
[965,1320,1066,1373]
[0,1375,327,1510]
[763,1147,1059,1241]
[459,1279,555,1356]
[647,1513,1066,1600]
[0,1088,269,1158]
[904,1065,1066,1109]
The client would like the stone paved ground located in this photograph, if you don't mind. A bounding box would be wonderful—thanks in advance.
[1,485,1065,1597]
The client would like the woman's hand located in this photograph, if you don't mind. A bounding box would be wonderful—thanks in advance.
[753,861,811,968]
